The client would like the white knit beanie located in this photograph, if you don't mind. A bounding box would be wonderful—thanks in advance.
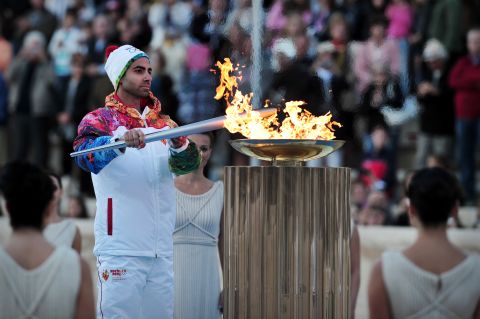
[104,44,149,90]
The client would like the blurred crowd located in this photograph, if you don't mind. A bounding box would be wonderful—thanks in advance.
[0,0,479,225]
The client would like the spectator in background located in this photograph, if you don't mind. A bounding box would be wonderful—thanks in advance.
[368,167,480,319]
[148,0,193,48]
[385,0,413,95]
[48,8,85,81]
[5,31,56,168]
[45,0,74,21]
[328,13,355,79]
[284,10,306,39]
[294,29,314,67]
[314,42,340,108]
[311,41,351,166]
[386,0,413,42]
[190,0,230,62]
[361,125,396,194]
[267,38,324,115]
[309,0,333,41]
[409,0,433,86]
[151,50,180,124]
[349,0,387,42]
[326,13,360,166]
[26,0,58,43]
[72,0,96,25]
[316,30,355,112]
[67,195,89,219]
[85,14,113,76]
[414,39,455,168]
[266,0,312,38]
[158,30,189,93]
[351,178,369,222]
[11,13,34,55]
[358,190,391,225]
[0,161,94,319]
[428,0,464,61]
[392,170,414,226]
[358,66,403,134]
[225,0,255,37]
[0,1,29,43]
[354,16,400,94]
[55,53,91,175]
[281,13,315,66]
[225,21,251,77]
[118,0,152,50]
[103,0,125,25]
[85,15,115,111]
[449,28,480,205]
[0,27,13,74]
[178,43,220,125]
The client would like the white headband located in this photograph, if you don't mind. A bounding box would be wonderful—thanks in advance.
[104,45,149,90]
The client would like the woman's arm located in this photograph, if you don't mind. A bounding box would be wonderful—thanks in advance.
[218,210,225,313]
[368,260,392,319]
[474,299,480,319]
[75,258,95,319]
[218,210,224,270]
[72,227,82,254]
[350,226,361,319]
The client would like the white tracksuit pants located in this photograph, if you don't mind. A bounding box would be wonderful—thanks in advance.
[96,255,173,319]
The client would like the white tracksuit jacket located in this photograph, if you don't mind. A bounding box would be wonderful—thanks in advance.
[92,126,179,258]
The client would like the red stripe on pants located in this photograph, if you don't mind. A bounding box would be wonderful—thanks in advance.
[107,198,112,236]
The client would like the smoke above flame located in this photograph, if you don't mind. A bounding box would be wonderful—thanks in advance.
[213,58,341,139]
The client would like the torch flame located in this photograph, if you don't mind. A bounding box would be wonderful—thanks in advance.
[214,58,341,139]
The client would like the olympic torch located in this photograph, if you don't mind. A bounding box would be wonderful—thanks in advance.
[70,108,277,157]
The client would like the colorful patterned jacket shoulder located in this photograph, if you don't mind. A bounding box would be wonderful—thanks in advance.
[102,91,178,131]
[73,91,189,174]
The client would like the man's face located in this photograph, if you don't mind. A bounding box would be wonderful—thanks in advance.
[119,57,152,98]
[467,30,480,56]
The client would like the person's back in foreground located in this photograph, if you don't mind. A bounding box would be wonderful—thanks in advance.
[0,161,94,319]
[368,167,480,319]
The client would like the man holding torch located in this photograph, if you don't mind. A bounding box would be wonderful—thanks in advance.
[73,44,200,318]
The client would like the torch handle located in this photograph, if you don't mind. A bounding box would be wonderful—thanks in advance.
[70,108,276,158]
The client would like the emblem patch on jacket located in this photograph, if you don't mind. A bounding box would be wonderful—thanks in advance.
[102,269,109,281]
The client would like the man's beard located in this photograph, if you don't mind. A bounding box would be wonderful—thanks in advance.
[123,84,150,98]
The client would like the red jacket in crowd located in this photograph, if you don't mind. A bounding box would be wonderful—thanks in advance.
[449,56,480,119]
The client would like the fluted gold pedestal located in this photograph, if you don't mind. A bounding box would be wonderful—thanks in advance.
[224,167,351,319]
